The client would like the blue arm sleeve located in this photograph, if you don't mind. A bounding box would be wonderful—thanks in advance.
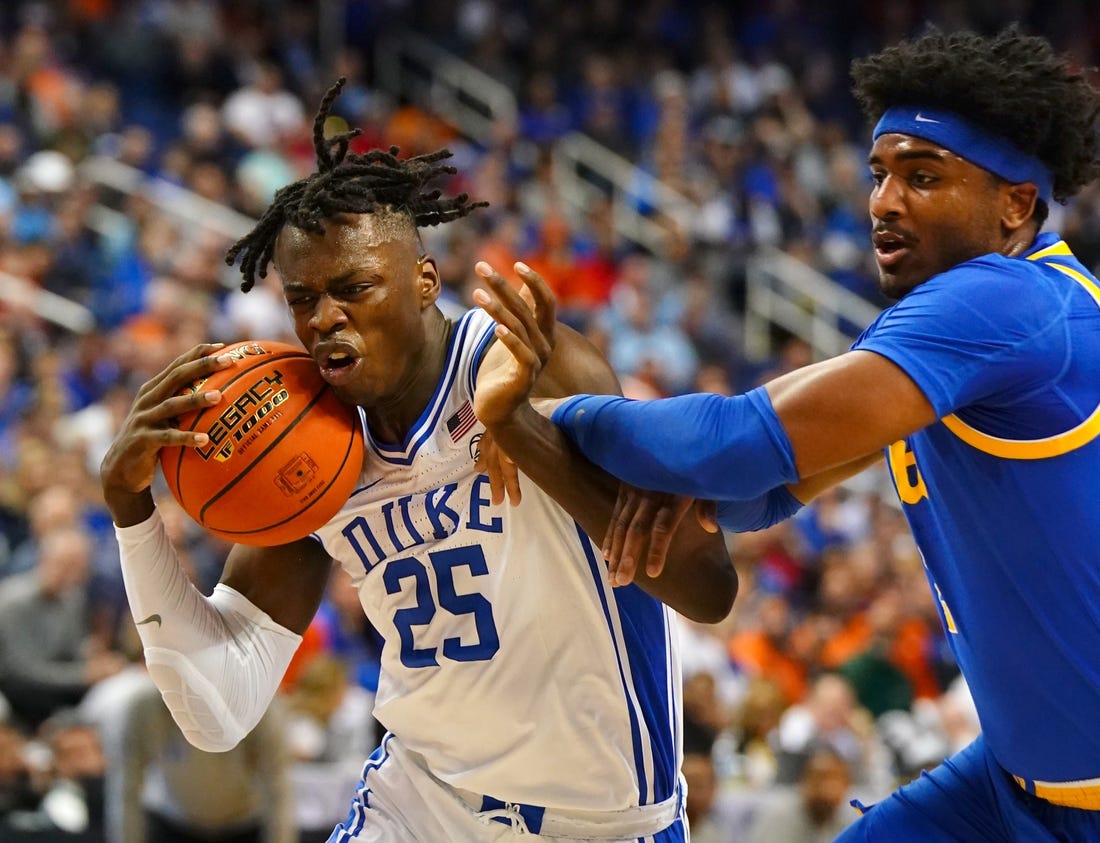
[716,486,804,533]
[550,386,799,500]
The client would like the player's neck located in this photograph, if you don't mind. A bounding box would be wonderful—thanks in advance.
[364,309,454,444]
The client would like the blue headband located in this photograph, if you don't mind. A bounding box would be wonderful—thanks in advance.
[873,106,1053,202]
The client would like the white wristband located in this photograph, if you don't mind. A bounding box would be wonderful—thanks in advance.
[115,510,302,752]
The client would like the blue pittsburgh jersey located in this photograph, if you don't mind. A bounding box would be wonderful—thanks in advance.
[852,232,1100,783]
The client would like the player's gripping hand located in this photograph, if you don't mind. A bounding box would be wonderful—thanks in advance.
[470,260,555,428]
[603,486,721,585]
[474,430,522,506]
[100,344,233,509]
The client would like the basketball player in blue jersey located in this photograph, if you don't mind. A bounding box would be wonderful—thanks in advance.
[98,80,735,841]
[477,26,1100,843]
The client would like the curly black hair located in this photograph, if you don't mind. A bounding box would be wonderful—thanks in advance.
[851,25,1100,207]
[225,78,488,292]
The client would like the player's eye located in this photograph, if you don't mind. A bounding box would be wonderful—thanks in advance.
[338,283,372,298]
[286,295,317,312]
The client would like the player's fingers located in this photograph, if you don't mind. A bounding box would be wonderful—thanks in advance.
[619,493,665,583]
[514,261,558,344]
[474,262,549,360]
[604,485,638,585]
[644,496,694,578]
[518,281,536,311]
[602,483,627,562]
[138,343,226,399]
[145,348,237,408]
[475,261,534,322]
[517,285,553,366]
[145,424,211,450]
[471,285,537,359]
[485,439,506,506]
[147,386,224,425]
[481,315,542,377]
[695,499,720,533]
[500,451,521,506]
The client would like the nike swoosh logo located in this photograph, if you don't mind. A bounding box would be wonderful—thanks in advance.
[136,614,162,628]
[914,113,941,124]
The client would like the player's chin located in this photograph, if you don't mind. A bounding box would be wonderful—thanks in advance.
[328,382,368,407]
[876,270,920,301]
[330,376,387,409]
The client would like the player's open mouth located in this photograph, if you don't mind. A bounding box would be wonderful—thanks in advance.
[872,232,913,268]
[319,352,360,385]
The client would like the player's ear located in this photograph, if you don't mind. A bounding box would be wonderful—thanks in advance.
[1002,181,1039,233]
[416,254,441,308]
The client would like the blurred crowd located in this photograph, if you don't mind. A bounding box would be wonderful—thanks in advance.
[2,1,1100,840]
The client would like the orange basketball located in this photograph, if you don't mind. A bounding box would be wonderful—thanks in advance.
[159,340,364,546]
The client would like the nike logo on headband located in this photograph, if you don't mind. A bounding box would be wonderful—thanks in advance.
[914,113,941,123]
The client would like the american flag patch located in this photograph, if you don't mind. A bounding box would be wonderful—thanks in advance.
[445,401,478,443]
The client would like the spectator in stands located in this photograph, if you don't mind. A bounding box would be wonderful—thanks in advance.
[730,591,809,707]
[730,676,788,789]
[681,730,747,843]
[0,722,37,824]
[33,712,108,841]
[744,746,858,842]
[284,654,375,841]
[221,61,305,152]
[771,672,885,792]
[111,678,297,843]
[0,525,124,730]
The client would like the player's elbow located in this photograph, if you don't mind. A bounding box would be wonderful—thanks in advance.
[679,558,738,624]
[178,725,244,754]
[146,657,252,753]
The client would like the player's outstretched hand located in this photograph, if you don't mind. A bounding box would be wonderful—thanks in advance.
[603,486,721,585]
[100,344,232,511]
[471,260,556,428]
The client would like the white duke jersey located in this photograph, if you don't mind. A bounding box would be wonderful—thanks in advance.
[310,308,683,813]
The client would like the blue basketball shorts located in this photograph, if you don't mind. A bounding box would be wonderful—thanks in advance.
[835,735,1100,842]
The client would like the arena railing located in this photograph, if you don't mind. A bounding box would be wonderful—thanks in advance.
[374,31,881,363]
[0,269,95,334]
[79,155,255,243]
[744,246,883,362]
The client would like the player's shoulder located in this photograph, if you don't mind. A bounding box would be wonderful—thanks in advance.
[908,249,1072,320]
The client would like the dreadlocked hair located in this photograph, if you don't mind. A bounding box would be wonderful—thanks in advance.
[851,25,1100,207]
[226,77,489,292]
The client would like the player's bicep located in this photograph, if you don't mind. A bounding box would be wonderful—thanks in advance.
[532,323,623,399]
[220,537,333,634]
[766,349,936,479]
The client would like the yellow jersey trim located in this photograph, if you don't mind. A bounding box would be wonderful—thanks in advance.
[941,244,1100,460]
[1026,241,1073,260]
[1015,773,1100,810]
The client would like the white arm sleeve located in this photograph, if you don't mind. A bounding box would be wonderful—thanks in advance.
[115,509,302,752]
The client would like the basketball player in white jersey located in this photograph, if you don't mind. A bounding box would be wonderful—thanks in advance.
[99,80,735,841]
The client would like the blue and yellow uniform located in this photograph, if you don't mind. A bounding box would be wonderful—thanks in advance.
[838,232,1100,839]
[547,231,1100,839]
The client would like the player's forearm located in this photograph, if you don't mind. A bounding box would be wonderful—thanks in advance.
[488,403,622,535]
[716,454,885,532]
[550,387,800,501]
[487,403,735,622]
[116,510,301,751]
